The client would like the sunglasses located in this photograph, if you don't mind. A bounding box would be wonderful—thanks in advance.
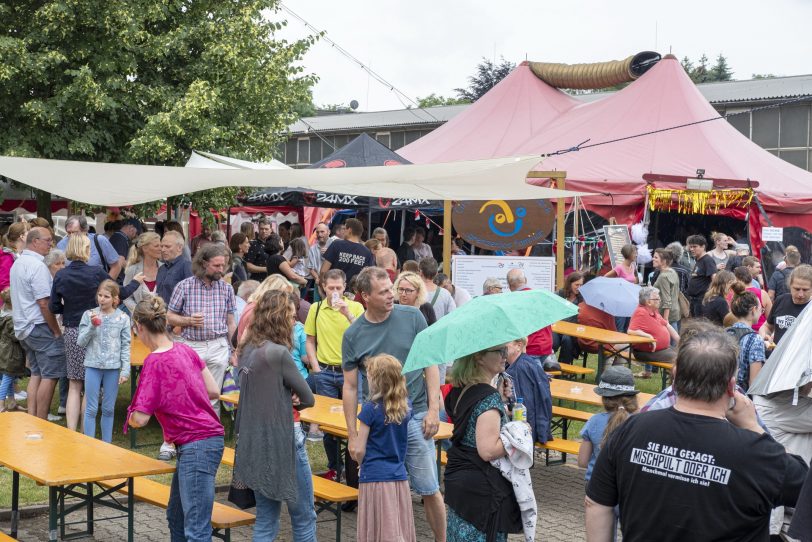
[485,347,508,359]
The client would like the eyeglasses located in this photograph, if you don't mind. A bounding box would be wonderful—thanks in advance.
[485,347,508,359]
[397,288,416,295]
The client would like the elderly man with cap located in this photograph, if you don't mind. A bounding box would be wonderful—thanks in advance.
[586,327,808,541]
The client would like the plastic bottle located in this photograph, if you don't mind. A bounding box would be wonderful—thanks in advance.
[513,398,527,422]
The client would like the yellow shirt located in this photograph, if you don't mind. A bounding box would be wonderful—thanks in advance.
[303,299,365,366]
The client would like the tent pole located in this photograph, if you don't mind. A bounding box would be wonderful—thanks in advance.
[573,196,580,271]
[527,171,568,290]
[555,178,566,289]
[443,200,452,276]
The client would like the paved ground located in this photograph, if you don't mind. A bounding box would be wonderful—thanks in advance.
[4,456,588,541]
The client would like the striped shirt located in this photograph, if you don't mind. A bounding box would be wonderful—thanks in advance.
[168,276,236,342]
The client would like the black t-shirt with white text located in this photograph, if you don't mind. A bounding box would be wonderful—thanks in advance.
[587,407,807,542]
[322,240,374,283]
[767,293,809,345]
[686,254,715,298]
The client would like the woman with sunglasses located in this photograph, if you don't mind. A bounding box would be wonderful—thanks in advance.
[443,344,522,542]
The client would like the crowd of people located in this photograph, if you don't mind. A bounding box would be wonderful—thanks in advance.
[3,215,812,541]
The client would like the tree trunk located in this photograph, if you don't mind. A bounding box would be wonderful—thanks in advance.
[36,189,53,225]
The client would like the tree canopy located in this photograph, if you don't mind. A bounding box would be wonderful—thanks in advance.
[680,54,733,84]
[455,57,516,102]
[0,0,318,223]
[416,93,470,108]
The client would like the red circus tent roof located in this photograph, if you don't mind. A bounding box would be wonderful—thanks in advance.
[511,55,812,221]
[398,62,579,163]
[400,54,812,244]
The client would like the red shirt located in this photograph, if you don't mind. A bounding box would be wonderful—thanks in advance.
[577,302,616,353]
[629,305,670,351]
[520,287,552,356]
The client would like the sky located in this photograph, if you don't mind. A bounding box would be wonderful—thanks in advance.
[275,0,812,112]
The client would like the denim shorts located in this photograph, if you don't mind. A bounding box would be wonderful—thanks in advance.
[405,410,439,496]
[21,324,66,379]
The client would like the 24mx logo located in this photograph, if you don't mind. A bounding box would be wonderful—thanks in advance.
[479,200,526,238]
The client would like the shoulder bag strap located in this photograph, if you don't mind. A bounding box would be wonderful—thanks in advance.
[93,234,110,272]
[430,287,441,306]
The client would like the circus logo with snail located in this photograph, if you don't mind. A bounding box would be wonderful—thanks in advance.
[452,199,555,251]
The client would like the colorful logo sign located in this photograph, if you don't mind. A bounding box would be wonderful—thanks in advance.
[479,200,527,237]
[453,199,555,251]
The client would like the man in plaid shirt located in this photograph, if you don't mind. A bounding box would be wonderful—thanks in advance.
[167,243,236,415]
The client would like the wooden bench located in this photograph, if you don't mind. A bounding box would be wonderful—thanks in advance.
[603,350,673,390]
[536,437,581,466]
[97,477,255,542]
[558,363,595,380]
[221,447,358,542]
[550,405,593,443]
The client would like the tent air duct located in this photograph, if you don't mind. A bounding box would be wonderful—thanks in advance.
[529,51,661,89]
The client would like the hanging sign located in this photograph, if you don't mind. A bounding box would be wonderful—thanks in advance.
[762,227,784,242]
[453,199,555,251]
[603,225,631,268]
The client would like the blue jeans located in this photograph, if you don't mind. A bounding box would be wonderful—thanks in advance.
[253,425,316,541]
[83,367,119,442]
[311,369,344,471]
[167,436,225,542]
[405,411,440,495]
[0,374,15,399]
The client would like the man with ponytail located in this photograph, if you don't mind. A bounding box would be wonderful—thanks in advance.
[586,327,807,541]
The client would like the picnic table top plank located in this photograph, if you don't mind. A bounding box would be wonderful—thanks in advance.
[0,413,174,486]
[552,321,655,346]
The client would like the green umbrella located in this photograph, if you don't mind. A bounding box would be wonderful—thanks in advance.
[402,289,578,374]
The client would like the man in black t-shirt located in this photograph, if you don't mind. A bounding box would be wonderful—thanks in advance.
[321,218,374,284]
[245,218,272,281]
[761,264,812,345]
[685,234,716,318]
[586,328,807,542]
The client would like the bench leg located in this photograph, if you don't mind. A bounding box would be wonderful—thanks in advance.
[11,471,19,538]
[127,477,134,542]
[336,504,342,542]
[661,369,667,391]
[49,487,58,542]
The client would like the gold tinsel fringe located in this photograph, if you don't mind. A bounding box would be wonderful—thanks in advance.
[647,186,753,215]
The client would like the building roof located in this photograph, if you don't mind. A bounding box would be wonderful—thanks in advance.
[288,104,468,134]
[288,73,812,135]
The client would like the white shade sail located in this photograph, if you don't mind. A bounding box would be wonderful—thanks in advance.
[0,154,585,207]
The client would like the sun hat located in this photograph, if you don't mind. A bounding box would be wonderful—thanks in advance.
[596,366,640,397]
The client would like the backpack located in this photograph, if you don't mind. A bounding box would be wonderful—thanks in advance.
[774,268,793,298]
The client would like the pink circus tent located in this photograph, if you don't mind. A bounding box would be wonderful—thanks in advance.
[400,55,812,251]
[398,62,579,163]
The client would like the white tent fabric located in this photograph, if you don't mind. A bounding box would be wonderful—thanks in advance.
[185,150,290,170]
[748,303,812,397]
[0,154,584,207]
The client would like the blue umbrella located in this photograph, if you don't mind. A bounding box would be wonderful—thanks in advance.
[579,277,641,317]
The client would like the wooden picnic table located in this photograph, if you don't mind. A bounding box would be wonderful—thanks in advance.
[220,393,453,480]
[128,335,152,449]
[551,320,656,382]
[0,412,174,542]
[550,378,655,407]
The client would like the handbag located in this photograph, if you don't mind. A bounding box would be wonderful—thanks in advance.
[226,428,255,509]
[677,291,691,319]
[220,366,240,412]
[227,478,255,510]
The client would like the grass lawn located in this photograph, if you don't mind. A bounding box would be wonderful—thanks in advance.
[0,352,661,508]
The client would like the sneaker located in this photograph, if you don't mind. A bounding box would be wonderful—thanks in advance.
[318,469,337,481]
[57,406,67,415]
[14,391,27,401]
[158,449,177,461]
[47,414,63,422]
[341,501,357,512]
[307,430,325,442]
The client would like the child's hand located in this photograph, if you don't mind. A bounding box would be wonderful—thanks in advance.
[119,375,128,385]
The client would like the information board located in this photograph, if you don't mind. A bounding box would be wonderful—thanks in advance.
[762,227,784,242]
[603,225,632,268]
[451,255,556,297]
